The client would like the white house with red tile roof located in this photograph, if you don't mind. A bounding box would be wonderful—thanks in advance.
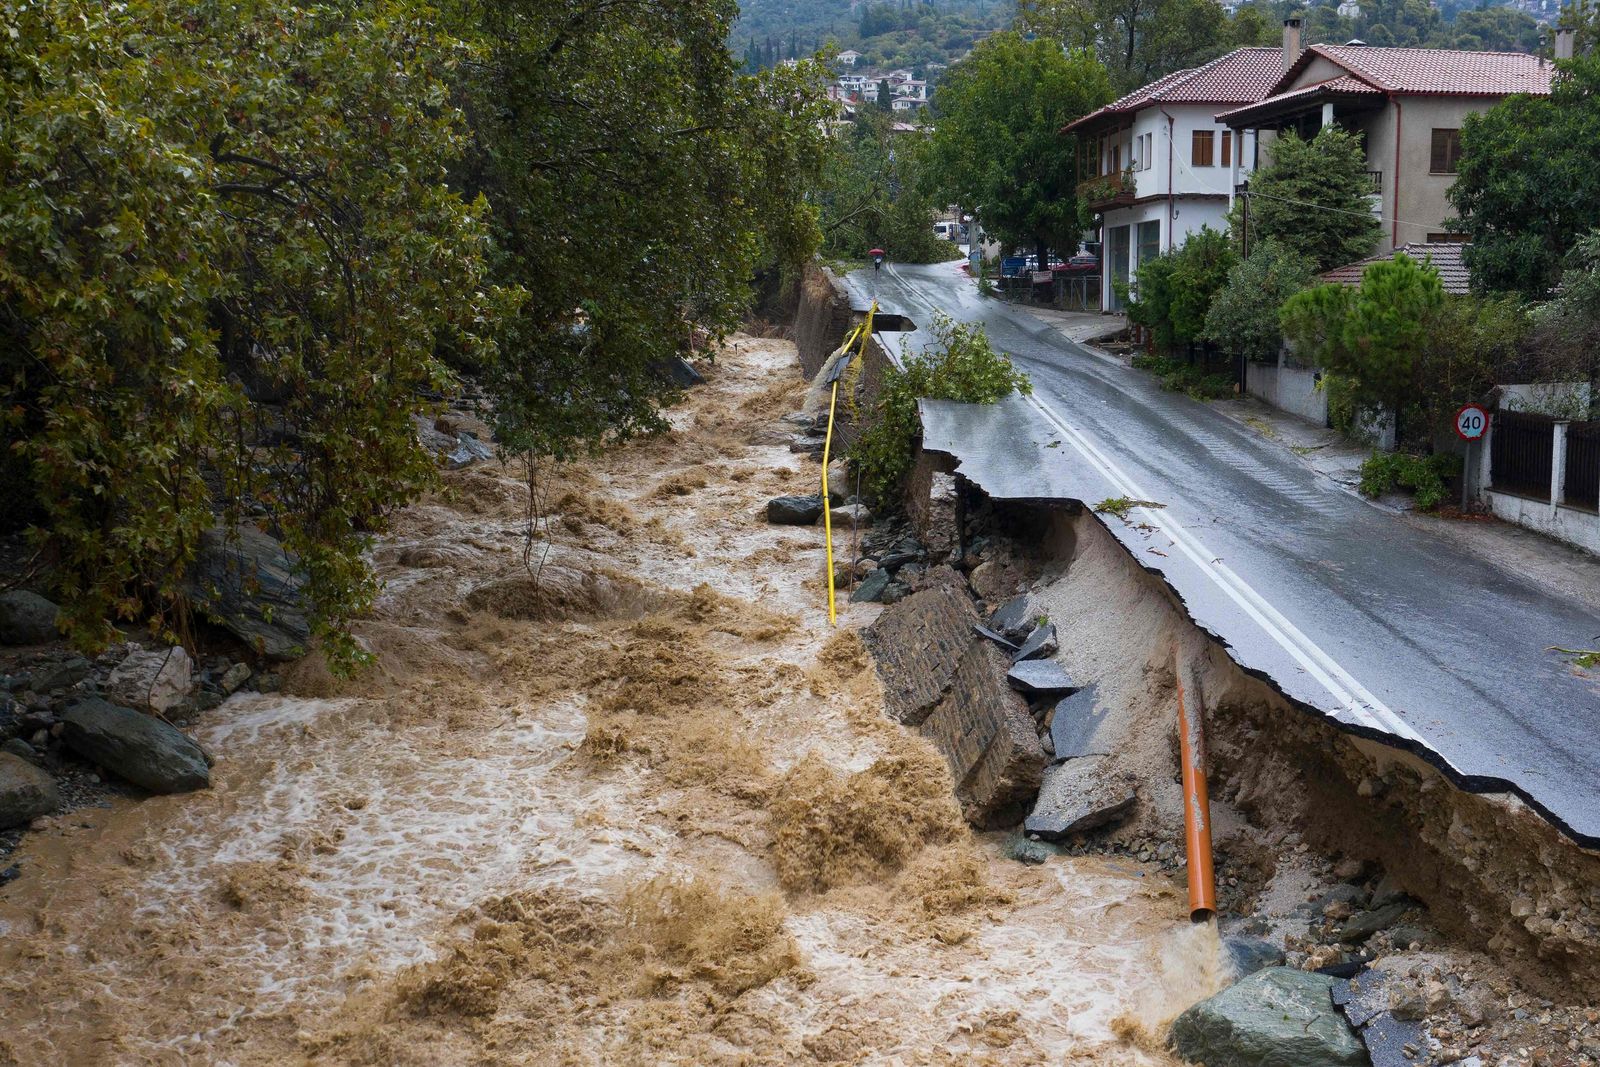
[1063,47,1285,310]
[1218,26,1554,254]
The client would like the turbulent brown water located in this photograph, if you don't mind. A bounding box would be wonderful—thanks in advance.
[0,337,1218,1066]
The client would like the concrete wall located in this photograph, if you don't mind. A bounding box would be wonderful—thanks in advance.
[1484,492,1600,555]
[1246,356,1328,425]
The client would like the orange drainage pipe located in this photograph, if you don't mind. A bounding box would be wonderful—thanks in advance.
[1175,652,1217,922]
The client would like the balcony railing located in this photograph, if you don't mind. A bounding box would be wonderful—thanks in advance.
[1364,169,1383,196]
[1078,168,1136,210]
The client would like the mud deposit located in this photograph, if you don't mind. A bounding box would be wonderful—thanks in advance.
[0,338,1214,1066]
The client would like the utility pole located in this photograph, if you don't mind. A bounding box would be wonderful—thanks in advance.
[1240,178,1250,258]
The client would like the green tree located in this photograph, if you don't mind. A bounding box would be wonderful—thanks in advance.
[1018,0,1273,91]
[0,0,499,663]
[1202,241,1316,363]
[1450,55,1600,298]
[818,111,956,263]
[454,0,831,462]
[1280,254,1445,443]
[1125,227,1237,349]
[1529,230,1600,418]
[851,315,1032,499]
[923,32,1112,269]
[1239,128,1382,273]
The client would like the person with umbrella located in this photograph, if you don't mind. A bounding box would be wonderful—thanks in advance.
[869,247,885,272]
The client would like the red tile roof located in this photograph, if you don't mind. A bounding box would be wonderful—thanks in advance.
[1320,242,1472,294]
[1063,48,1285,132]
[1215,75,1380,122]
[1287,44,1553,97]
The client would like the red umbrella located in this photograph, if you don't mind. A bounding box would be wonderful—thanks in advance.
[869,248,885,257]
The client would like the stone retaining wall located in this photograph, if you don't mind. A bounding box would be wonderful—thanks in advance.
[864,567,1047,829]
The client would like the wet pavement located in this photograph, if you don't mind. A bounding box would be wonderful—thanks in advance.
[848,261,1600,847]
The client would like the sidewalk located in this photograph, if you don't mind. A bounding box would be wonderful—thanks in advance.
[1021,305,1128,346]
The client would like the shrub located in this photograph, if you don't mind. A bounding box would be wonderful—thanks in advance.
[1131,354,1236,400]
[851,315,1031,500]
[1358,452,1458,510]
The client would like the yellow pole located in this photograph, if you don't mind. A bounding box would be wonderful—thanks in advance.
[820,303,877,625]
[822,378,841,625]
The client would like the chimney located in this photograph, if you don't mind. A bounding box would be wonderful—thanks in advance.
[1555,27,1575,60]
[1283,17,1304,71]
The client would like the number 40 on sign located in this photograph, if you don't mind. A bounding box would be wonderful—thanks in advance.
[1455,403,1490,442]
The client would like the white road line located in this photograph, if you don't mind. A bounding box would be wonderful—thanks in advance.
[1023,391,1424,744]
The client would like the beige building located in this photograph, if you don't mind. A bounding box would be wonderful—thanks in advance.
[1218,24,1555,252]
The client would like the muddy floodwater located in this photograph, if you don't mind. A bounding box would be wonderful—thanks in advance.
[0,338,1218,1066]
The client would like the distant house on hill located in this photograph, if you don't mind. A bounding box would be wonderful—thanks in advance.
[837,49,862,67]
[1063,46,1285,310]
[1218,25,1555,254]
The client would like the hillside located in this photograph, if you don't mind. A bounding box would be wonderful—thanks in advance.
[736,0,1013,71]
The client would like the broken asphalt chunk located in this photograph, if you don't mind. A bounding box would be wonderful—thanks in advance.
[850,568,891,604]
[1022,754,1136,841]
[972,623,1019,652]
[1012,622,1058,662]
[988,594,1032,640]
[1049,683,1111,760]
[1006,659,1078,696]
[1332,970,1430,1067]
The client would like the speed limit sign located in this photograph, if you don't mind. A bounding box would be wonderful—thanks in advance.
[1455,403,1490,442]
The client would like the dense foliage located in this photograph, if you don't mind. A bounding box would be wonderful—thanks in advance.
[818,111,959,264]
[738,0,1010,72]
[1202,241,1315,363]
[1123,227,1237,350]
[851,315,1031,500]
[0,0,828,665]
[0,0,498,661]
[923,32,1112,264]
[1018,0,1276,92]
[1238,128,1382,273]
[1450,55,1600,299]
[1358,452,1458,509]
[1281,254,1525,446]
[1528,230,1600,417]
[463,1,831,462]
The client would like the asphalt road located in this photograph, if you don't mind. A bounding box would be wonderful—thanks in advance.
[847,260,1600,847]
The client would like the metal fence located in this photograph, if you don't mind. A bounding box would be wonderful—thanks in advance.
[1490,410,1555,499]
[1566,421,1600,511]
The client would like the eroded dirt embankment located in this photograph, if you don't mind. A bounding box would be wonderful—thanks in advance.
[941,487,1600,1061]
[0,337,1219,1066]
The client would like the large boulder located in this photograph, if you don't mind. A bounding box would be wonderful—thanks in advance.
[766,495,824,526]
[0,591,59,646]
[59,698,210,794]
[1169,967,1368,1067]
[105,647,193,715]
[183,525,311,660]
[0,752,58,828]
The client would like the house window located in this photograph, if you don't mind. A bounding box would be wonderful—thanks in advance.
[1191,129,1214,167]
[1136,220,1162,265]
[1430,129,1462,174]
[1220,130,1233,168]
[1426,232,1470,243]
[1144,133,1154,171]
[1112,144,1120,173]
